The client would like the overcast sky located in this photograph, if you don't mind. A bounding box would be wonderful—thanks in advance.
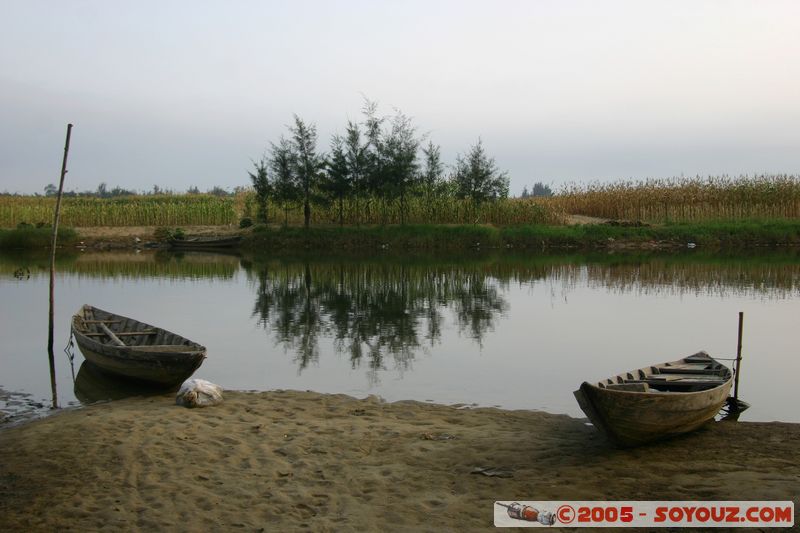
[2,1,799,195]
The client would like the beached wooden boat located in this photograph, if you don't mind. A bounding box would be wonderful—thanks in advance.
[71,304,206,386]
[168,235,241,250]
[574,351,732,447]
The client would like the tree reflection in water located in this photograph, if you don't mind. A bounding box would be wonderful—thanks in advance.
[244,250,800,379]
[248,260,508,377]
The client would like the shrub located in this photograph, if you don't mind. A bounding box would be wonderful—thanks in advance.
[0,227,77,250]
[153,227,185,242]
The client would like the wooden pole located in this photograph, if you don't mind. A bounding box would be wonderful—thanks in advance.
[47,123,73,409]
[733,311,743,401]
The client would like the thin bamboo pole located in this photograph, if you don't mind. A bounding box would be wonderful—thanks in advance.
[47,123,73,409]
[733,311,744,401]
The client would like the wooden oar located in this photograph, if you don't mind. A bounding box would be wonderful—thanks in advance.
[99,323,125,346]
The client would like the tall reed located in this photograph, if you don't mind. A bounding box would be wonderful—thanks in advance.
[547,175,800,222]
[0,195,237,227]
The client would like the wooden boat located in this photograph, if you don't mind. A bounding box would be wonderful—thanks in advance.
[168,235,241,250]
[574,351,732,447]
[71,304,206,386]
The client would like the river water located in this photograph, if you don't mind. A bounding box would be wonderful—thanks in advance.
[1,249,798,424]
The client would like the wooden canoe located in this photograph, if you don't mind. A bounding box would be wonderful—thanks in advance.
[574,351,732,447]
[168,235,241,249]
[71,304,206,386]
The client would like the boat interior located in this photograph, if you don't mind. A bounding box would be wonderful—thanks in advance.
[74,306,195,349]
[598,354,731,393]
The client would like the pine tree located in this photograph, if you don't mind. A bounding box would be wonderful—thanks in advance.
[248,156,271,223]
[344,120,369,224]
[322,136,353,226]
[289,115,325,228]
[452,139,509,205]
[269,137,298,227]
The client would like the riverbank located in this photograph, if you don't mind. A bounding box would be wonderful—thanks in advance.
[243,220,800,252]
[3,220,800,252]
[0,390,797,531]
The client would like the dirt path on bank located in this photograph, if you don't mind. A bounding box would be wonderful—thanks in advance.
[564,214,609,225]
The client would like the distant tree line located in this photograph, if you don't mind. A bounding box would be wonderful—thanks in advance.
[33,183,239,198]
[249,100,510,227]
[520,182,553,198]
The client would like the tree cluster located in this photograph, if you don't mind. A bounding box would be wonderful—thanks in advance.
[38,183,237,199]
[520,182,553,198]
[42,182,139,198]
[249,101,510,226]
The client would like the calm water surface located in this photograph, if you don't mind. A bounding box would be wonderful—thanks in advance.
[1,249,798,424]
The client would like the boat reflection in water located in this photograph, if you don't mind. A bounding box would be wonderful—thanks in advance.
[73,362,171,404]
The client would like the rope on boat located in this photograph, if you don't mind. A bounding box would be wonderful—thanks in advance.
[64,330,76,382]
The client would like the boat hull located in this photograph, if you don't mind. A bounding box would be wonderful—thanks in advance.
[72,305,206,387]
[169,236,241,250]
[74,340,205,386]
[574,352,732,447]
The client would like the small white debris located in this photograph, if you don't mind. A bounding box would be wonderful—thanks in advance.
[176,379,223,408]
[687,242,696,248]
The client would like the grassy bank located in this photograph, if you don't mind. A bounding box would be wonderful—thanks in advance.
[243,219,800,252]
[0,226,78,250]
[246,224,503,251]
[502,219,800,248]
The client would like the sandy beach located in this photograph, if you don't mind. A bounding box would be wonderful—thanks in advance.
[1,390,798,532]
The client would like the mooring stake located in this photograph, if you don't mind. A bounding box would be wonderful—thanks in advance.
[47,123,73,409]
[733,311,743,401]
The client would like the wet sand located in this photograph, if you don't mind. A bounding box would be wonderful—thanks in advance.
[1,390,798,531]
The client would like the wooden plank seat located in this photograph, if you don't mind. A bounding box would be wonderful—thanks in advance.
[83,330,157,337]
[626,376,728,388]
[657,363,718,374]
[605,383,650,392]
[647,373,726,383]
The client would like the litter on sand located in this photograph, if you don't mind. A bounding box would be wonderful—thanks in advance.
[176,379,223,408]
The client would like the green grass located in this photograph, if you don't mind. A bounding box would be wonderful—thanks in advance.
[244,219,800,252]
[503,219,800,248]
[248,224,503,251]
[0,227,78,250]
